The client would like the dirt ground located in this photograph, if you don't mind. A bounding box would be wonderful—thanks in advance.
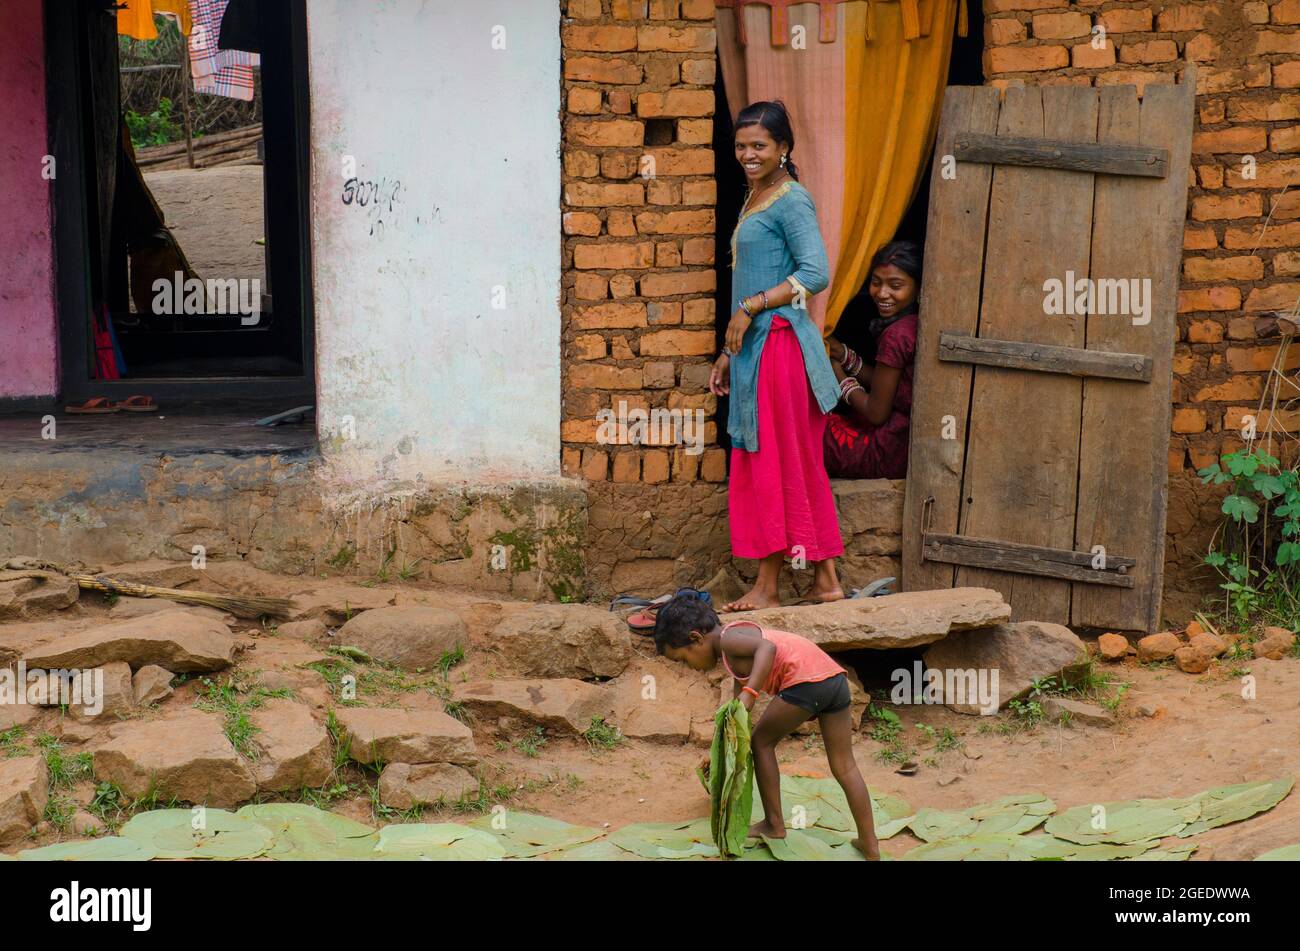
[3,564,1298,860]
[144,166,266,284]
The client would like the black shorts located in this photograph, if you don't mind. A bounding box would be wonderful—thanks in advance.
[777,673,851,716]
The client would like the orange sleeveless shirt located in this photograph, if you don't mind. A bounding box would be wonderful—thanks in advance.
[720,621,846,695]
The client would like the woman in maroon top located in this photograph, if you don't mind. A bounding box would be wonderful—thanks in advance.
[823,241,921,480]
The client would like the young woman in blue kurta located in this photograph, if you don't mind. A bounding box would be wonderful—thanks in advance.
[708,102,845,611]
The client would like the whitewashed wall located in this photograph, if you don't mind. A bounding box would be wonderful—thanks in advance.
[306,0,561,485]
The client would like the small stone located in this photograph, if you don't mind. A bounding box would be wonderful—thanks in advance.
[1137,704,1162,718]
[937,774,961,787]
[71,810,104,836]
[132,665,176,707]
[1252,628,1295,661]
[1136,631,1181,663]
[1174,645,1213,674]
[1042,696,1115,727]
[70,662,135,721]
[274,618,328,640]
[1097,632,1131,660]
[1189,631,1227,657]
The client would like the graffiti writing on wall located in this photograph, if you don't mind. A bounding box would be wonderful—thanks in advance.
[341,176,403,237]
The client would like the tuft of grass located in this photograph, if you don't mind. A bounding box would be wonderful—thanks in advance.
[583,717,623,752]
[438,646,465,678]
[513,728,547,758]
[0,726,29,758]
[194,674,293,759]
[38,735,94,789]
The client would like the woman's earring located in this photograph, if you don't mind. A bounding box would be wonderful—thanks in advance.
[780,154,788,167]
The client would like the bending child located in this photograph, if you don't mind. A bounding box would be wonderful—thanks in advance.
[653,594,880,860]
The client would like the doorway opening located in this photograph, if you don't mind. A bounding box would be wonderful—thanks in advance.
[712,1,985,458]
[46,0,313,409]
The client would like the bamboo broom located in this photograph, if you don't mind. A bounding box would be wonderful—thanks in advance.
[69,574,291,619]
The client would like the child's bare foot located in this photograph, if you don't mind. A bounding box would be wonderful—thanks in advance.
[724,588,781,612]
[851,838,880,861]
[750,818,786,840]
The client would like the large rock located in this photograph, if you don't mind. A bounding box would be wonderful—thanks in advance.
[729,587,1011,651]
[922,621,1088,715]
[92,709,257,807]
[288,584,396,625]
[334,606,467,671]
[609,657,721,745]
[70,661,135,721]
[23,613,235,673]
[0,571,78,618]
[453,679,616,734]
[108,598,231,624]
[335,707,477,766]
[492,604,630,679]
[0,756,48,847]
[378,763,479,809]
[248,699,332,791]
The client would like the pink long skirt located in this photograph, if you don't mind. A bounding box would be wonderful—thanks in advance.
[729,317,844,562]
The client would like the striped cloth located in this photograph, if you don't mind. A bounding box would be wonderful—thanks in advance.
[188,0,259,101]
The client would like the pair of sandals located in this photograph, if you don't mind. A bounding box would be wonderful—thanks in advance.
[65,396,158,414]
[610,578,898,634]
[610,587,713,634]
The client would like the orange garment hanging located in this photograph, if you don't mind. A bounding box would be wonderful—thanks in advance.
[117,0,193,41]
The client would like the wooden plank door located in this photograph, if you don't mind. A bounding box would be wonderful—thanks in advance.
[902,75,1196,633]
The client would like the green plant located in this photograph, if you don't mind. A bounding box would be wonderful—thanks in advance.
[1008,698,1044,725]
[583,717,623,751]
[935,727,962,753]
[867,704,902,744]
[514,728,547,758]
[125,98,183,148]
[1200,447,1300,626]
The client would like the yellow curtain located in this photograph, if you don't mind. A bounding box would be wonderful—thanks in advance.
[828,0,957,335]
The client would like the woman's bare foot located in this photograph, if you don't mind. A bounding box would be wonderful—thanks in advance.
[750,818,786,840]
[851,838,880,861]
[724,588,781,612]
[804,583,844,604]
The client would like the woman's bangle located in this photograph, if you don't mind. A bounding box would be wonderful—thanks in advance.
[739,298,753,317]
[840,377,864,404]
[760,290,769,311]
[741,685,760,698]
[721,347,735,358]
[843,346,863,376]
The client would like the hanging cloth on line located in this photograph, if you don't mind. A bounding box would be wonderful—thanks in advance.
[188,0,259,101]
[116,0,193,40]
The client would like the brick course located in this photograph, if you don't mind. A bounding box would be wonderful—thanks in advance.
[562,0,719,487]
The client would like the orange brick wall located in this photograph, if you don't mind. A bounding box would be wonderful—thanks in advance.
[982,0,1300,614]
[560,0,727,488]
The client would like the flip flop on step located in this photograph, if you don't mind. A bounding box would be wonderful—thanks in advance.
[116,395,158,412]
[622,587,713,634]
[65,397,119,414]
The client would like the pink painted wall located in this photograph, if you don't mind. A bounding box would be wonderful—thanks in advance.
[0,0,57,399]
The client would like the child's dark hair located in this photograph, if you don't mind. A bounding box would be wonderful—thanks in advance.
[652,594,720,654]
[869,239,924,285]
[735,100,800,181]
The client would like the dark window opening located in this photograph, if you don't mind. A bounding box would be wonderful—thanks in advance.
[713,3,985,464]
[47,0,313,408]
